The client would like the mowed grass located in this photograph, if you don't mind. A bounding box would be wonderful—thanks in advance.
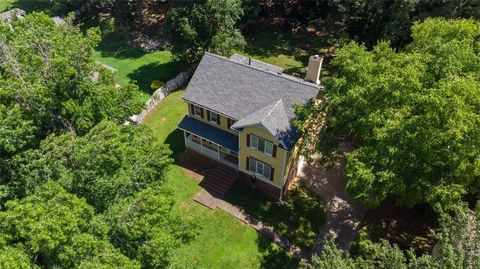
[93,33,181,103]
[143,90,298,269]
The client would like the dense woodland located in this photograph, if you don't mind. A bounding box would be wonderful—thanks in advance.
[0,0,479,268]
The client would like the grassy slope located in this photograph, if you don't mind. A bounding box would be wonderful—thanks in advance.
[143,90,298,269]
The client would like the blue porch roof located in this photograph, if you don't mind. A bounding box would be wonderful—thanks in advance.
[177,116,239,152]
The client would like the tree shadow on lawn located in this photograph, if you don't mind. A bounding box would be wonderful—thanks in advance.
[225,181,326,251]
[96,33,147,59]
[256,235,299,269]
[128,61,182,95]
[164,128,186,161]
[243,26,331,58]
[11,0,56,14]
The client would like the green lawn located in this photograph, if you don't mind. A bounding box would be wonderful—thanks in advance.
[226,182,325,251]
[93,33,181,103]
[238,26,343,76]
[0,0,12,12]
[143,90,299,269]
[0,0,52,13]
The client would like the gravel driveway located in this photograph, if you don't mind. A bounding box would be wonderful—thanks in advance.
[298,142,365,256]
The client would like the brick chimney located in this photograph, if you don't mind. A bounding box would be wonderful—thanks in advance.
[305,55,323,85]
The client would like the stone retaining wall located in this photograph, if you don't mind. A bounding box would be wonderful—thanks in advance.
[128,71,190,124]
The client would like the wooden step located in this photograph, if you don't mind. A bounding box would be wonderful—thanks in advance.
[201,164,238,197]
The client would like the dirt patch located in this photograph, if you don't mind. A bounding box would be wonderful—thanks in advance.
[179,167,204,182]
[354,201,438,254]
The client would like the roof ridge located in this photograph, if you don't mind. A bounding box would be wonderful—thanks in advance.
[203,52,320,89]
[260,99,284,125]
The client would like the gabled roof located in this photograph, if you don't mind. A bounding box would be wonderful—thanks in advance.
[182,52,319,120]
[232,99,296,149]
[182,52,321,150]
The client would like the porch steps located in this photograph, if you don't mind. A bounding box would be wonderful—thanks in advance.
[201,164,238,198]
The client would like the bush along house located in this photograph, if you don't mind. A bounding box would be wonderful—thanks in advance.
[178,52,323,199]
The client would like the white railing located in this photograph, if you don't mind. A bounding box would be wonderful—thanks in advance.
[185,136,220,160]
[185,138,202,151]
[202,146,219,159]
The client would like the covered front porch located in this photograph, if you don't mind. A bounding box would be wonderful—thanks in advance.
[178,116,239,169]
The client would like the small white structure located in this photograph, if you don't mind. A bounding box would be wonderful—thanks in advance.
[305,55,323,85]
[0,8,25,22]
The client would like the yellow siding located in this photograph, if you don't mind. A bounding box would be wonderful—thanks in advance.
[285,143,300,180]
[238,126,288,186]
[187,102,238,135]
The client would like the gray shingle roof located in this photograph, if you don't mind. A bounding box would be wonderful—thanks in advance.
[182,52,320,150]
[229,54,284,73]
[231,99,296,149]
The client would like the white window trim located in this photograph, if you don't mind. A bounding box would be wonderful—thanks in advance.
[264,140,273,156]
[250,135,259,149]
[193,105,202,118]
[249,158,271,181]
[209,112,218,123]
[250,134,273,157]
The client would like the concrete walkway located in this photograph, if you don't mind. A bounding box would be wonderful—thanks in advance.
[298,142,365,255]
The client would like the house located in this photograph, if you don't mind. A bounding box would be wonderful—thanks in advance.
[177,52,323,199]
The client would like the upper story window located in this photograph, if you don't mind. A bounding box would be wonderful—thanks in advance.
[209,112,218,123]
[248,134,276,157]
[207,110,220,125]
[192,104,202,117]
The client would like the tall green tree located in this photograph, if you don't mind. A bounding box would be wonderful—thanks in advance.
[0,181,139,268]
[298,18,480,211]
[104,187,197,268]
[8,121,171,210]
[163,0,246,64]
[304,203,480,269]
[0,13,143,158]
[326,0,480,47]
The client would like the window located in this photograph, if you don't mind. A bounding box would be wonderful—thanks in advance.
[193,105,202,117]
[248,158,271,180]
[209,112,218,123]
[249,134,274,157]
[251,135,259,149]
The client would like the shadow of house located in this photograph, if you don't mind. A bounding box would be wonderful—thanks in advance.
[128,61,181,95]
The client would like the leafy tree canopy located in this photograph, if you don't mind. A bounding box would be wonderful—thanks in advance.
[300,18,480,211]
[0,181,139,268]
[104,187,197,268]
[304,203,480,269]
[7,121,172,210]
[163,0,246,65]
[0,13,143,160]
